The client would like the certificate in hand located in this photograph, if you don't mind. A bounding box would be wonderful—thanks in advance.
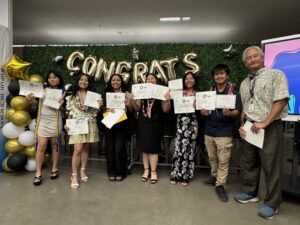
[84,91,102,109]
[243,121,265,149]
[215,95,236,109]
[168,79,183,91]
[152,84,169,100]
[170,90,182,99]
[19,80,44,98]
[66,119,89,135]
[43,89,62,109]
[132,83,154,99]
[106,92,125,109]
[196,91,216,110]
[174,96,195,114]
[101,109,125,129]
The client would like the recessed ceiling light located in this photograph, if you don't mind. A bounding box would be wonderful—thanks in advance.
[160,17,181,22]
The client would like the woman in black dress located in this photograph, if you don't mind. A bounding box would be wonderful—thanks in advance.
[132,73,171,184]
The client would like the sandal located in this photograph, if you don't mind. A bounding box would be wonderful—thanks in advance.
[33,175,42,186]
[150,171,158,184]
[181,179,189,187]
[50,170,59,180]
[141,168,149,182]
[116,176,124,182]
[71,173,79,189]
[169,177,177,185]
[80,168,88,182]
[109,176,116,182]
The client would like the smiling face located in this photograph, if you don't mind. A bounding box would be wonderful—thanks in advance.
[146,74,157,84]
[78,75,89,90]
[48,73,60,88]
[184,73,195,89]
[111,75,122,91]
[213,69,229,86]
[244,48,264,73]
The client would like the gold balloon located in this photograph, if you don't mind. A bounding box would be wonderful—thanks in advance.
[4,138,24,154]
[66,51,85,76]
[115,61,132,84]
[2,54,31,81]
[82,55,97,76]
[24,145,36,158]
[29,74,44,83]
[10,96,29,110]
[2,157,14,172]
[149,60,168,84]
[94,58,116,83]
[160,57,179,80]
[11,110,31,127]
[133,62,148,84]
[183,52,200,75]
[5,107,16,121]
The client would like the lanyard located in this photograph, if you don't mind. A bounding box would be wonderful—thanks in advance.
[142,99,155,118]
[248,73,256,102]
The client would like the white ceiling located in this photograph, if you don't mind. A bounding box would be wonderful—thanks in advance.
[13,0,300,45]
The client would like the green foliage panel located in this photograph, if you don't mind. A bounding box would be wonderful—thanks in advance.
[23,43,252,94]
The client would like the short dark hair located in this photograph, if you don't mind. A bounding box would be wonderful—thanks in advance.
[182,72,199,91]
[211,64,230,76]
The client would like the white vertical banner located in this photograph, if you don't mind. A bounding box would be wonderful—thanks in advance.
[0,25,12,171]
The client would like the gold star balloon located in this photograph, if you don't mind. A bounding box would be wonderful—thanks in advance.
[2,54,32,81]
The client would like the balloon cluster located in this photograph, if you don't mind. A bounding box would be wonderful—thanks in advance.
[1,55,45,172]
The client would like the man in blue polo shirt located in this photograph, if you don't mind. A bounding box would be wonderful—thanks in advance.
[201,63,242,202]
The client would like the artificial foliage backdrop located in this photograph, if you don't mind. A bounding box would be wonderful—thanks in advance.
[23,43,252,94]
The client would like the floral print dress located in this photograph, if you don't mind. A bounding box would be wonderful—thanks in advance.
[170,95,198,181]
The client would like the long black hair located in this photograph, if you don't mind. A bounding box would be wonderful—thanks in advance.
[105,74,128,93]
[182,72,199,91]
[46,71,64,89]
[71,72,95,96]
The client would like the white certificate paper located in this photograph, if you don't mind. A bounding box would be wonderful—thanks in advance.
[84,91,102,109]
[101,110,124,129]
[170,90,183,99]
[215,95,236,109]
[132,83,154,99]
[106,92,125,109]
[152,84,169,100]
[43,89,62,109]
[243,121,265,149]
[19,80,44,98]
[196,91,216,110]
[174,96,195,114]
[168,79,183,91]
[66,119,89,135]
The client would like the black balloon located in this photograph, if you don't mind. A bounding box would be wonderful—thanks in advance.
[7,153,28,171]
[6,93,14,106]
[28,105,38,118]
[8,81,20,96]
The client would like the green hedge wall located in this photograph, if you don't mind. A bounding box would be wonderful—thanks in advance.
[23,43,252,94]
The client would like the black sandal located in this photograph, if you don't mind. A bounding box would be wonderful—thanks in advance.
[50,171,59,180]
[150,171,158,184]
[33,176,42,186]
[141,168,149,182]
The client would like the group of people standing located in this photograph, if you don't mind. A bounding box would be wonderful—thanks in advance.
[26,45,289,220]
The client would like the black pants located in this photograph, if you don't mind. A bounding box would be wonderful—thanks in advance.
[105,127,127,177]
[240,120,283,208]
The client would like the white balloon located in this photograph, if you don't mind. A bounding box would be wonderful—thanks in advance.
[29,119,36,131]
[1,122,25,139]
[18,130,35,146]
[25,158,36,172]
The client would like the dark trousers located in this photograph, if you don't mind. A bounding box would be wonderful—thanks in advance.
[105,128,127,177]
[240,120,283,208]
